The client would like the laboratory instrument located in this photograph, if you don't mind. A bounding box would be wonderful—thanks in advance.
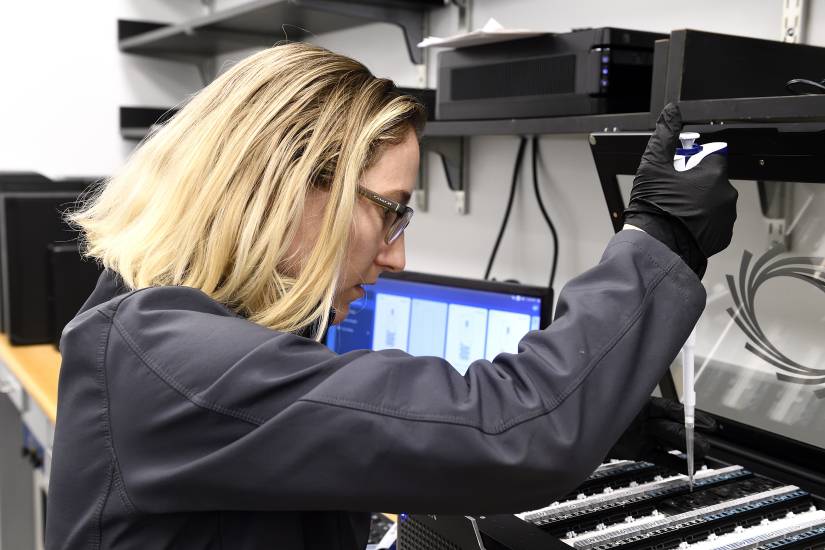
[436,28,665,120]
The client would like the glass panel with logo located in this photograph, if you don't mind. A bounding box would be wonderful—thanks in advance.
[689,179,825,449]
[617,175,825,449]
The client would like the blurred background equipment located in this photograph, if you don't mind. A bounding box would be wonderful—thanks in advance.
[47,244,103,348]
[0,173,101,346]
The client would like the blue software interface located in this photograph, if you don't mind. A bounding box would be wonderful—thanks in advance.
[325,277,543,374]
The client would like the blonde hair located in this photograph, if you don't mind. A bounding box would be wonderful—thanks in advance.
[71,43,425,339]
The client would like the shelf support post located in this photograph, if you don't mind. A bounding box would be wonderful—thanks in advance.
[450,0,472,33]
[782,0,808,43]
[420,136,469,215]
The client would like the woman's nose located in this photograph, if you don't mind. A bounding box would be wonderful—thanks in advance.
[376,233,406,273]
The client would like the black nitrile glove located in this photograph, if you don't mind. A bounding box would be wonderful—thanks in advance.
[608,397,717,474]
[624,103,738,278]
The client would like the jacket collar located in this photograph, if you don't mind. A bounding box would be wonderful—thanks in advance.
[78,269,131,315]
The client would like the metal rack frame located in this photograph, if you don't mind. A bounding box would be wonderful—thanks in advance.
[588,122,825,232]
[118,0,446,66]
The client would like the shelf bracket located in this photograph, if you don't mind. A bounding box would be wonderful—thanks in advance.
[419,136,468,215]
[201,0,217,15]
[758,180,793,252]
[293,0,427,64]
[450,0,472,33]
[196,58,218,86]
[415,151,430,213]
[782,0,808,43]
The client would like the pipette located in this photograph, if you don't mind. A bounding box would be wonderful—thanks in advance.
[681,327,697,491]
[673,130,727,491]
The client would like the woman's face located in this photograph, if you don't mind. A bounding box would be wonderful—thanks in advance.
[295,127,420,324]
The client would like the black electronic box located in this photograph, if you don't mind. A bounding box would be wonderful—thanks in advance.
[436,27,666,121]
[48,244,103,348]
[0,173,96,345]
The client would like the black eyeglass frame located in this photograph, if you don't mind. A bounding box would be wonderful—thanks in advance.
[356,185,414,244]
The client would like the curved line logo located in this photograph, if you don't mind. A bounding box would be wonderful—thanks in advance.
[725,247,825,399]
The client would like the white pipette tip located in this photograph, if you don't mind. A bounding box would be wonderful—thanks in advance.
[686,423,695,492]
[682,328,697,492]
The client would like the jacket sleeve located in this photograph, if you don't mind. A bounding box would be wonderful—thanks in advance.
[97,229,705,515]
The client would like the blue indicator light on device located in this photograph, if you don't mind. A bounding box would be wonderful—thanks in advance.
[601,55,609,63]
[601,67,609,75]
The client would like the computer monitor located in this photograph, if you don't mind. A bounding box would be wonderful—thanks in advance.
[325,271,553,374]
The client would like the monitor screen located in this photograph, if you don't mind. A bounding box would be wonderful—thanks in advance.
[325,272,552,374]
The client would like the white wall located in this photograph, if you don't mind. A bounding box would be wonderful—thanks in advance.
[0,0,821,290]
[0,1,207,178]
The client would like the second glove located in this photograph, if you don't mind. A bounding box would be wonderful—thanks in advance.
[608,396,717,475]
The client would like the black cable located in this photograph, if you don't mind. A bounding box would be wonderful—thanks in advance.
[532,136,559,289]
[785,78,825,95]
[484,137,527,280]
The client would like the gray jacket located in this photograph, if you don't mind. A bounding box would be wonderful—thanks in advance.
[45,230,705,549]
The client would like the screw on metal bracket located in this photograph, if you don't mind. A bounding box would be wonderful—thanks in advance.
[782,0,808,44]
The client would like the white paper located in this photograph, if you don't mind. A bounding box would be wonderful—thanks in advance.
[417,17,547,49]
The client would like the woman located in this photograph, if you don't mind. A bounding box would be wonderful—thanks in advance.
[46,43,735,549]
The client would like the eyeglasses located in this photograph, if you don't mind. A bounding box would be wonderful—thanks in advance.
[356,186,414,245]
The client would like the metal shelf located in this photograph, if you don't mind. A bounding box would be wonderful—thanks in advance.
[589,122,825,232]
[121,95,825,142]
[118,0,445,65]
[421,93,825,138]
[678,94,825,124]
[119,107,178,140]
[422,112,655,137]
[119,86,432,141]
[121,108,656,140]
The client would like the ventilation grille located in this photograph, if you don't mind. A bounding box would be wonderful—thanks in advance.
[451,55,576,100]
[398,517,464,550]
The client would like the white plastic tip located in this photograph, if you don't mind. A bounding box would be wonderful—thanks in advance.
[679,132,700,150]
